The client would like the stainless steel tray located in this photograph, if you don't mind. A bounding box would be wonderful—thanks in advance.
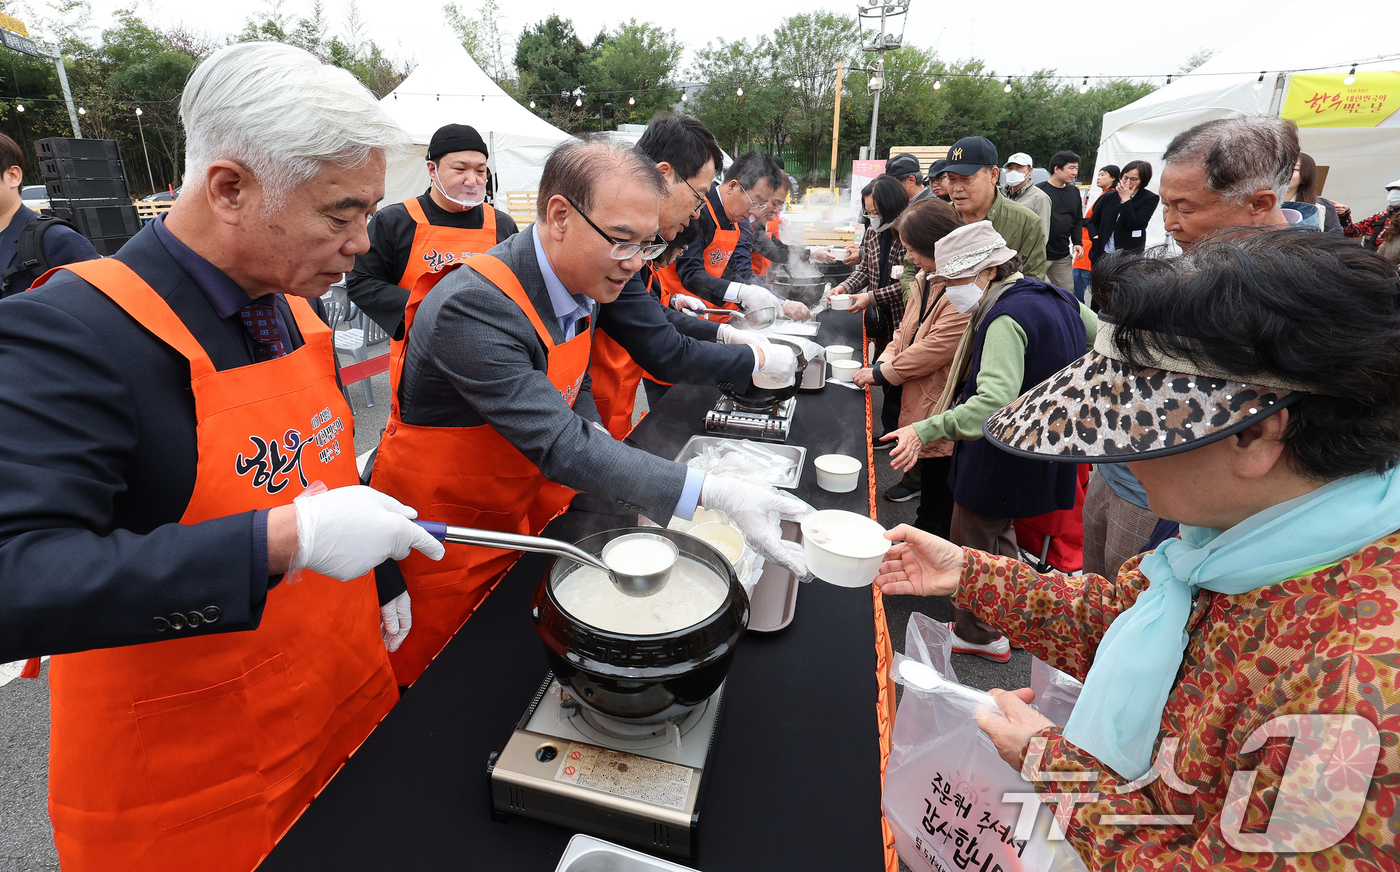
[747,519,802,633]
[554,834,696,871]
[673,435,806,490]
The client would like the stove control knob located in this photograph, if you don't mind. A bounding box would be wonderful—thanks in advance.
[535,744,559,763]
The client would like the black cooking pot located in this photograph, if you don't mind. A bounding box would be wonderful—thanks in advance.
[532,527,750,723]
[717,335,809,407]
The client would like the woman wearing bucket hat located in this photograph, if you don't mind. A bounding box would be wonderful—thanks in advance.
[875,231,1400,869]
[882,220,1095,660]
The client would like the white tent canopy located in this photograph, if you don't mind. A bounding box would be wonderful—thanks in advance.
[1095,0,1400,245]
[378,35,573,208]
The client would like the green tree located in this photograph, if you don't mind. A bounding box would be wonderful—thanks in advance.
[583,20,681,127]
[238,0,411,97]
[688,37,785,157]
[515,14,590,128]
[770,11,857,174]
[444,0,512,84]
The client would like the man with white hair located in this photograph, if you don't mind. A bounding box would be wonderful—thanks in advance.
[0,42,444,870]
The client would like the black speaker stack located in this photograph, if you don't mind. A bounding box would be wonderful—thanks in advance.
[35,138,141,256]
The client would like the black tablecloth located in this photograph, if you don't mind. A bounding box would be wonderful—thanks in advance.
[261,311,887,871]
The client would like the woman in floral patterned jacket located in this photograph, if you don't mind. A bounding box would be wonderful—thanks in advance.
[876,231,1400,871]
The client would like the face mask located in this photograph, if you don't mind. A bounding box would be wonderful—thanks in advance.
[869,216,895,233]
[430,164,486,209]
[1003,170,1026,188]
[1388,189,1400,207]
[943,279,985,313]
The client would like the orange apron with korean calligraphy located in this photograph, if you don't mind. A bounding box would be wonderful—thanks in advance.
[36,259,394,872]
[591,268,667,439]
[371,254,587,685]
[398,197,497,292]
[656,197,740,312]
[751,215,781,277]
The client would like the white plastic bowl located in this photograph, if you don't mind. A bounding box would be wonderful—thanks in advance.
[800,510,891,587]
[688,521,746,568]
[825,344,854,362]
[830,359,860,382]
[814,453,861,493]
[830,294,853,310]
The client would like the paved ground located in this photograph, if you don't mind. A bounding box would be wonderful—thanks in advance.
[0,355,1030,869]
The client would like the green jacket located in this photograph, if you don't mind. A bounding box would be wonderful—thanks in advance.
[985,189,1048,280]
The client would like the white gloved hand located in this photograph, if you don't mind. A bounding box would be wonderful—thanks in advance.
[379,591,412,652]
[755,343,797,381]
[728,282,782,313]
[291,485,446,581]
[699,475,810,576]
[716,323,768,347]
[782,299,812,321]
[670,293,707,313]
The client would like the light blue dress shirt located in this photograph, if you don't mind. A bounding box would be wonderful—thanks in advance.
[531,227,705,519]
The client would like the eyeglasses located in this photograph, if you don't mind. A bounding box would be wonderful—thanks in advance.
[739,185,771,215]
[680,176,707,216]
[563,195,667,261]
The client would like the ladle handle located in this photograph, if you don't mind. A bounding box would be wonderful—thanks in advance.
[413,521,611,574]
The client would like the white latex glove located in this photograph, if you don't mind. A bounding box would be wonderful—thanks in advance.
[290,485,446,581]
[782,299,812,321]
[699,475,809,576]
[755,343,797,381]
[670,293,706,313]
[379,591,412,652]
[728,282,782,313]
[716,322,768,347]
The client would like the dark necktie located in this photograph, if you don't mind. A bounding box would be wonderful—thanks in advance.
[238,301,287,362]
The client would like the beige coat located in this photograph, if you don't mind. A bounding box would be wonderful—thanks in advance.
[875,270,974,459]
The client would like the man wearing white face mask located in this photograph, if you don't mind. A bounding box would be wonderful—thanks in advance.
[882,221,1095,662]
[348,124,518,336]
[1002,152,1052,242]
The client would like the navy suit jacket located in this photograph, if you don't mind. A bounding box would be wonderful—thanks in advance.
[0,225,318,661]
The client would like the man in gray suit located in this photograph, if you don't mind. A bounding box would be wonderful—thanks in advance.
[368,139,807,684]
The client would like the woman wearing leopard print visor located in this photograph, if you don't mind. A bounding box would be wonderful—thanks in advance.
[876,230,1400,870]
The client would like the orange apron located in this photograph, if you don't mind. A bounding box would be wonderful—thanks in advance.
[371,254,588,685]
[1073,197,1096,271]
[656,196,740,312]
[398,196,497,292]
[38,259,395,872]
[751,214,780,277]
[591,268,668,439]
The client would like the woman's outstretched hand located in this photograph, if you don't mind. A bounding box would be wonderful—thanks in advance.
[873,524,964,597]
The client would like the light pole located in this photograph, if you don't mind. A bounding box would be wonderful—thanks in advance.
[134,107,155,194]
[857,0,911,157]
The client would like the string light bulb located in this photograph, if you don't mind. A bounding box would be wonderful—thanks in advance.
[1344,65,1357,85]
[134,107,142,116]
[1003,77,1012,93]
[529,100,536,108]
[575,96,582,107]
[933,79,941,90]
[736,86,744,97]
[1078,76,1089,94]
[78,106,86,115]
[681,92,689,102]
[15,103,23,112]
[1166,74,1173,85]
[628,95,635,105]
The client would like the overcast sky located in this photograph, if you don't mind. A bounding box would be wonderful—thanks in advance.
[25,0,1271,86]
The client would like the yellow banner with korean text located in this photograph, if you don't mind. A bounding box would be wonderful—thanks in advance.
[1282,72,1400,128]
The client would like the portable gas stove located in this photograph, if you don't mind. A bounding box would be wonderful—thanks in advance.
[488,673,726,861]
[704,395,796,443]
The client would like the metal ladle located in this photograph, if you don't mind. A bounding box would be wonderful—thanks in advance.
[414,522,676,597]
[688,306,777,329]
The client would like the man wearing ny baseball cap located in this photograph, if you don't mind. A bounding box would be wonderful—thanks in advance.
[939,136,1047,280]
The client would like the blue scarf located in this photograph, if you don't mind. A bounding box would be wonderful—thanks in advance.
[1063,467,1400,780]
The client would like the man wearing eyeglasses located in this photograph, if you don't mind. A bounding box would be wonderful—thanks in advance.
[659,150,810,321]
[591,114,795,439]
[366,139,809,685]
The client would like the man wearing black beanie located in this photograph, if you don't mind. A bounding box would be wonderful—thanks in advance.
[348,123,518,336]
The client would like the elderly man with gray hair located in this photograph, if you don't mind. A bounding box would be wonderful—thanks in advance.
[0,42,446,871]
[367,137,809,687]
[1081,114,1306,582]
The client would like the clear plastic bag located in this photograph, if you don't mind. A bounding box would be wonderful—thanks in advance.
[1029,657,1084,729]
[884,613,1089,872]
